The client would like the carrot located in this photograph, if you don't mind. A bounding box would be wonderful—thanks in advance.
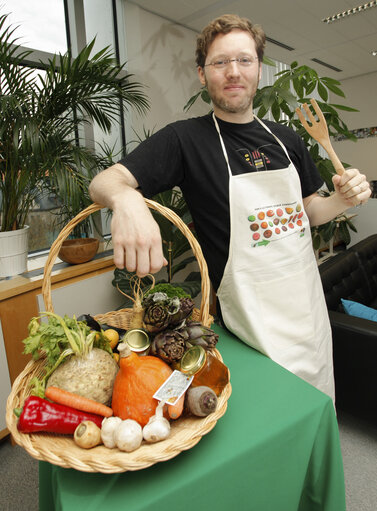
[45,386,113,418]
[167,392,185,420]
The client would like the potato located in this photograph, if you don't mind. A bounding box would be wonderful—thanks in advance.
[46,348,119,405]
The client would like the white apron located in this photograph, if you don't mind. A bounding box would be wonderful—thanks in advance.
[215,114,335,400]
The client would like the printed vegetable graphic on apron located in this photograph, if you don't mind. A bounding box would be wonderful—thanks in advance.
[248,202,305,246]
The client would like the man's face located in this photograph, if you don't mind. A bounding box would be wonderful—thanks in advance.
[198,29,262,122]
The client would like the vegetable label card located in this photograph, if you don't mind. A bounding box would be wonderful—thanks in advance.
[154,370,193,405]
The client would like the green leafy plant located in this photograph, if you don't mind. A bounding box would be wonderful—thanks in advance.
[0,12,149,235]
[184,60,359,251]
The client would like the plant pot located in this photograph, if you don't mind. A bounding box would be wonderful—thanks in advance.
[58,238,99,265]
[0,226,29,277]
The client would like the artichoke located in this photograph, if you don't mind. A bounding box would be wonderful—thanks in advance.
[150,330,187,363]
[143,303,170,334]
[143,292,169,308]
[178,321,219,349]
[169,297,194,327]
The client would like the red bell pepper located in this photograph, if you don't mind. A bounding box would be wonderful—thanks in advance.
[16,395,103,434]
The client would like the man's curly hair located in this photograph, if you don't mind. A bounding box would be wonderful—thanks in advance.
[195,14,266,68]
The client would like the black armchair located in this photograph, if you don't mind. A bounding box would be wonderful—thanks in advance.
[318,234,377,422]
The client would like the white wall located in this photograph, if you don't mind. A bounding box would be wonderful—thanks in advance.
[330,71,377,243]
[122,2,209,148]
[37,272,125,318]
[332,71,377,182]
[347,199,377,246]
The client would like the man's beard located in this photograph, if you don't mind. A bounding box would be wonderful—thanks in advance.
[205,77,258,115]
[211,92,253,114]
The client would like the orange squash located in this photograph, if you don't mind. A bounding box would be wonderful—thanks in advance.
[111,345,173,427]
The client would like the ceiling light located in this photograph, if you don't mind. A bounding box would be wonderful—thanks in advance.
[265,36,295,51]
[372,50,377,56]
[322,1,377,23]
[311,58,342,72]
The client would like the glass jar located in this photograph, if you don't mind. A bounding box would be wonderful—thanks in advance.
[123,329,150,356]
[180,346,229,396]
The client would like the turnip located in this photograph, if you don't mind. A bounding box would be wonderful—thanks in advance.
[46,348,118,405]
[23,311,118,403]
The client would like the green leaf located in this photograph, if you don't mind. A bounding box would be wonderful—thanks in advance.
[338,221,351,245]
[317,82,328,101]
[271,102,281,122]
[330,103,359,112]
[277,89,298,109]
[305,81,316,95]
[345,217,358,232]
[322,222,336,243]
[320,76,341,86]
[312,232,321,250]
[171,255,196,278]
[261,90,276,110]
[293,78,304,98]
[324,82,345,98]
[256,104,268,119]
[262,56,276,67]
[183,91,202,111]
[201,88,211,104]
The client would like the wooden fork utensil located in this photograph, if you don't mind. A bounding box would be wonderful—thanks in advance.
[296,98,345,176]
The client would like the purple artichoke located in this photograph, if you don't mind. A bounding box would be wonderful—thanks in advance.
[169,297,194,327]
[150,330,187,363]
[143,303,170,334]
[178,321,219,349]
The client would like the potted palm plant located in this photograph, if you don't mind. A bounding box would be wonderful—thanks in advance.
[0,12,149,277]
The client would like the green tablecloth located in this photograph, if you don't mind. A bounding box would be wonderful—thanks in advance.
[39,324,346,511]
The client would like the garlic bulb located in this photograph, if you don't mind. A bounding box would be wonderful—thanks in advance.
[114,419,143,452]
[143,400,171,443]
[101,416,122,448]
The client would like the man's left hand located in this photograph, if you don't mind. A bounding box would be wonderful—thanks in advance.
[332,168,371,207]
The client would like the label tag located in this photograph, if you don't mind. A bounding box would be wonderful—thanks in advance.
[153,370,193,405]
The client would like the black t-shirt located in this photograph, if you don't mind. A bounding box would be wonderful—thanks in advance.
[119,113,323,291]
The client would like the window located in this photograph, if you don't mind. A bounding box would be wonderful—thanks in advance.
[1,0,125,253]
[2,0,67,54]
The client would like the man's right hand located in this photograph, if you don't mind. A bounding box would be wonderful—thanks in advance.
[111,189,168,276]
[89,163,167,276]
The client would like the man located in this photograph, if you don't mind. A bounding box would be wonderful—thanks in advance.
[89,14,371,400]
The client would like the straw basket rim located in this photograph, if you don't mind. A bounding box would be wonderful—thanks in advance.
[7,201,232,473]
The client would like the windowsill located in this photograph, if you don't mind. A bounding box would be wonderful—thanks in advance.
[0,240,115,301]
[26,239,113,272]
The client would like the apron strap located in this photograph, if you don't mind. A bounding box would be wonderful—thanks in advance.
[253,116,294,166]
[212,113,232,177]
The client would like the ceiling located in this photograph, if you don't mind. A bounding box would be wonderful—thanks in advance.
[128,0,377,81]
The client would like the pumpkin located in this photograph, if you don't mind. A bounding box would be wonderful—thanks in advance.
[112,343,173,427]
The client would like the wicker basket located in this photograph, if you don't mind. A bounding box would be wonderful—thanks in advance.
[6,201,232,473]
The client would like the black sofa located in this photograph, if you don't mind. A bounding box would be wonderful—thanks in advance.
[318,234,377,422]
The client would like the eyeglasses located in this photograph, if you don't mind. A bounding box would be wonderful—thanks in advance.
[204,56,258,69]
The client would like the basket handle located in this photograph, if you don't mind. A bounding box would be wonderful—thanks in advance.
[42,201,211,326]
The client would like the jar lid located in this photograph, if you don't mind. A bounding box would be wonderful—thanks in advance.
[180,346,206,375]
[123,329,150,352]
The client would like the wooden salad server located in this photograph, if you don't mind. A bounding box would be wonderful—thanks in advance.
[296,98,345,176]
